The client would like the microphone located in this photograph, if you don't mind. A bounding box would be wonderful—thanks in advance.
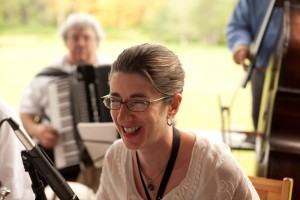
[7,118,79,200]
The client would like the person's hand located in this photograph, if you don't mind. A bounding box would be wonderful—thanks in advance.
[34,124,58,149]
[233,45,250,71]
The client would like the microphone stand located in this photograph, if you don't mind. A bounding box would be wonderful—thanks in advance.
[21,150,47,200]
[6,118,79,200]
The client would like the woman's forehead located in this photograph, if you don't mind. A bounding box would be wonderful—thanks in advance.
[110,72,147,84]
[110,72,157,97]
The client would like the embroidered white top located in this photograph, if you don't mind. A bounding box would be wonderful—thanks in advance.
[96,134,259,200]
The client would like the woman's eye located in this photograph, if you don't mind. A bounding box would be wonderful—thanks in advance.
[132,100,146,105]
[111,99,120,103]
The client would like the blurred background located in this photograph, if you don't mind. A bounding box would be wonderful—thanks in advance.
[0,0,255,174]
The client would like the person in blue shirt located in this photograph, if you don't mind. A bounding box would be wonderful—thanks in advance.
[226,0,283,135]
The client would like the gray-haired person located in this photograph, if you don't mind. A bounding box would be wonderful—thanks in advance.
[19,13,112,189]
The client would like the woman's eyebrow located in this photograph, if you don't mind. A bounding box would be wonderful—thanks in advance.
[130,94,148,98]
[109,92,120,97]
[109,92,148,99]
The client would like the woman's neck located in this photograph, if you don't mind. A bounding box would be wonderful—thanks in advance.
[137,134,173,167]
[135,129,173,172]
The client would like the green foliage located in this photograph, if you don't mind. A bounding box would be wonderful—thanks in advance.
[0,25,57,36]
[189,0,237,45]
[0,0,56,26]
[149,0,237,45]
[0,0,238,45]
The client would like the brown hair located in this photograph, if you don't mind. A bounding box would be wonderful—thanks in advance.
[109,43,185,96]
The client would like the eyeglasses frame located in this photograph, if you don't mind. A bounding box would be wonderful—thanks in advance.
[101,95,172,112]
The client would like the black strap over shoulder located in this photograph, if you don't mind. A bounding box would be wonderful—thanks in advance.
[36,66,70,77]
[136,127,181,200]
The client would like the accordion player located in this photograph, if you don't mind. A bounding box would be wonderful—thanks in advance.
[20,64,113,182]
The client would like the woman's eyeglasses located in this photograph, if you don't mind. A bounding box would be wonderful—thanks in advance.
[101,95,172,112]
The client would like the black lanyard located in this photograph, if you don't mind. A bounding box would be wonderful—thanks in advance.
[136,127,181,200]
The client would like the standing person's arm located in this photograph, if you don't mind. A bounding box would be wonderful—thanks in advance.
[226,0,253,70]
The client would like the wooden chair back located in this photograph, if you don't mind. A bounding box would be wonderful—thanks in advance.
[249,176,293,200]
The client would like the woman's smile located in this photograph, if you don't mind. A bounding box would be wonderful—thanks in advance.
[123,126,141,134]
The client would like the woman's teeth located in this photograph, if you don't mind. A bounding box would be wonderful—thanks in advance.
[124,127,139,134]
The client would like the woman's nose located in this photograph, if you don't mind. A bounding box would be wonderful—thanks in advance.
[117,104,132,123]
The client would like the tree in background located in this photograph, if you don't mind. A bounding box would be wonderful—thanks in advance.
[150,0,237,45]
[0,0,237,45]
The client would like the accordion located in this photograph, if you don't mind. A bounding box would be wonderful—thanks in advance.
[47,65,112,169]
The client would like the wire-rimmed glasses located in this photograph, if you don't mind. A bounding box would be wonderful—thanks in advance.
[101,95,172,112]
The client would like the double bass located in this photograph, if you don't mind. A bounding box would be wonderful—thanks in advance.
[256,0,300,199]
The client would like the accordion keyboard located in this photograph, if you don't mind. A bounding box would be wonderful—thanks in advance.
[48,78,80,169]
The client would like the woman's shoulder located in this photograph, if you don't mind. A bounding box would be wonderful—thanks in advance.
[194,132,230,150]
[102,139,131,178]
[187,132,234,170]
[105,139,128,160]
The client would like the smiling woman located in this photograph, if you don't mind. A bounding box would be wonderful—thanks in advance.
[95,43,259,200]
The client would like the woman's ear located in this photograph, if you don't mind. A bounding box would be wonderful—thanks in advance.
[168,93,182,118]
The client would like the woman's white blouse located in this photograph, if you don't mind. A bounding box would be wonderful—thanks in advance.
[96,134,259,200]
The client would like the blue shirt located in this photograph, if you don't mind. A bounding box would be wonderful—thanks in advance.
[226,0,283,68]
